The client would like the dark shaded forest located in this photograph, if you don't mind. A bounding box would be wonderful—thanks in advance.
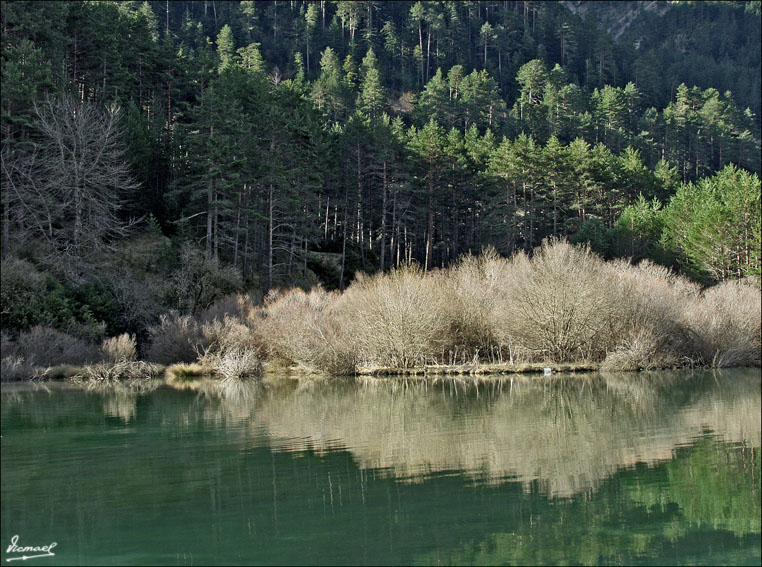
[1,0,760,344]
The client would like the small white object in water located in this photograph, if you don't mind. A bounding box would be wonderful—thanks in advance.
[544,367,552,376]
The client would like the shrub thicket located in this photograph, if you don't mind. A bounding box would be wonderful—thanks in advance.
[441,249,507,363]
[496,240,618,362]
[685,279,762,367]
[258,287,356,375]
[146,310,262,378]
[337,265,449,368]
[15,326,99,367]
[601,260,698,371]
[145,313,203,364]
[5,240,759,378]
[254,239,760,372]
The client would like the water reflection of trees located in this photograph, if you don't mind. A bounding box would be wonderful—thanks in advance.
[2,370,759,565]
[3,371,759,497]
[181,369,761,498]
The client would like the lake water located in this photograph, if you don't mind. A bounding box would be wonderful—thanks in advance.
[1,369,760,566]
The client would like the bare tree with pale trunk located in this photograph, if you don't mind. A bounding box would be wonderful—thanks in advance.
[1,96,138,279]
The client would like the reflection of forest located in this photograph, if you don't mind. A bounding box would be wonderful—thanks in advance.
[1,370,759,566]
[190,369,761,498]
[2,371,759,500]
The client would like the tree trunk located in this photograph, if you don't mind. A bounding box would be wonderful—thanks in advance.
[242,195,250,278]
[356,140,363,244]
[426,159,434,270]
[451,165,459,260]
[426,24,431,83]
[213,185,219,262]
[268,183,274,290]
[339,188,348,290]
[324,196,330,240]
[391,183,398,267]
[552,181,558,237]
[233,190,241,267]
[418,20,424,85]
[380,159,388,271]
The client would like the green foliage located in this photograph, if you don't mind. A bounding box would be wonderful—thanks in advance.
[0,256,117,339]
[609,195,672,264]
[0,257,46,332]
[662,165,762,281]
[571,218,610,256]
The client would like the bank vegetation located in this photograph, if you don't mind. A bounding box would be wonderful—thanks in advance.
[2,240,759,382]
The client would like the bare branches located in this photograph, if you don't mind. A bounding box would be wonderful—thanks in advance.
[2,95,138,270]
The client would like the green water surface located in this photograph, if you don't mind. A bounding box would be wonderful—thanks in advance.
[1,369,760,565]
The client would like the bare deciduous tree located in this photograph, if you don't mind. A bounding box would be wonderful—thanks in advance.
[1,96,138,273]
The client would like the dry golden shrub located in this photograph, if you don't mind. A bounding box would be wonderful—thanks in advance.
[684,279,761,368]
[495,239,618,362]
[100,333,137,363]
[602,259,698,371]
[196,315,262,379]
[258,286,356,375]
[440,248,507,363]
[336,264,449,368]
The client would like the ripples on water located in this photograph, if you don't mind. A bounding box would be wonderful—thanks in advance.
[1,369,760,565]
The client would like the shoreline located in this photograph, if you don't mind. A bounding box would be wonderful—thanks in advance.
[4,360,761,385]
[356,362,601,376]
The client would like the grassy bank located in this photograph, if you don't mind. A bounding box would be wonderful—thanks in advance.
[2,240,759,382]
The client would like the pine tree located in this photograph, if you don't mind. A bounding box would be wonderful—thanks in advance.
[358,48,385,120]
[409,118,445,269]
[216,24,236,71]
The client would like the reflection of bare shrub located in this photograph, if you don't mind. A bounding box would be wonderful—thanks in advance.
[16,326,98,367]
[338,265,448,368]
[686,280,762,368]
[252,371,760,497]
[259,287,356,375]
[101,333,137,363]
